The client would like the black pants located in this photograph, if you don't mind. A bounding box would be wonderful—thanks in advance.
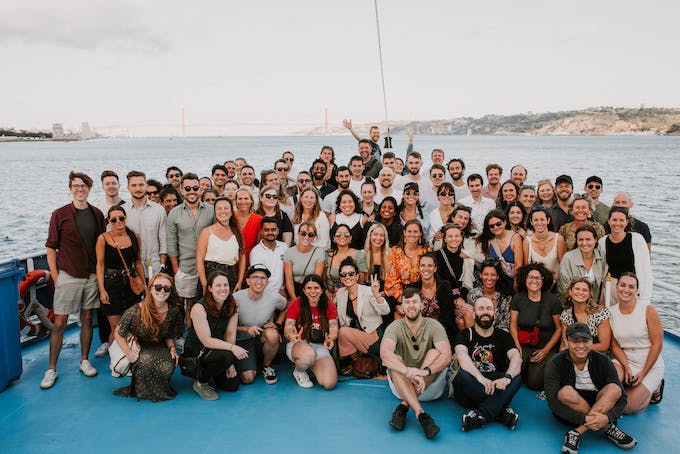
[199,348,240,391]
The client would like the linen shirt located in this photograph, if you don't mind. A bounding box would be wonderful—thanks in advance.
[166,202,214,275]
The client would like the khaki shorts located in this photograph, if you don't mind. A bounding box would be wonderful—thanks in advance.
[53,270,100,315]
[174,268,198,299]
[387,366,448,402]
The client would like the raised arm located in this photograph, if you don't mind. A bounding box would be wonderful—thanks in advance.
[343,119,361,142]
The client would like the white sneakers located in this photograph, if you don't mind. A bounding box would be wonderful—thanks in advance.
[79,360,98,377]
[40,369,58,389]
[292,369,313,388]
[95,342,110,358]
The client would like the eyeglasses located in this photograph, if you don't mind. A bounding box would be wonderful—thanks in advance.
[297,178,311,184]
[488,220,504,228]
[71,184,88,190]
[438,191,453,197]
[184,185,200,192]
[263,193,278,199]
[586,184,601,190]
[404,190,419,196]
[248,275,268,282]
[109,216,126,224]
[527,275,543,281]
[334,232,351,238]
[146,190,159,195]
[299,231,316,238]
[410,335,420,351]
[339,271,356,278]
[276,167,288,172]
[168,173,181,179]
[153,284,171,293]
[313,166,326,172]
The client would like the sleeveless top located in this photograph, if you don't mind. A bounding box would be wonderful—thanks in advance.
[184,300,231,354]
[489,235,515,264]
[605,233,635,279]
[104,229,138,271]
[609,301,650,349]
[204,227,239,266]
[528,233,560,277]
[331,212,364,250]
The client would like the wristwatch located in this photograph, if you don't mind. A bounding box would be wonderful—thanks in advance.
[504,373,513,380]
[424,366,432,376]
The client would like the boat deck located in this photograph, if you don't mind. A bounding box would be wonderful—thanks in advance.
[1,329,677,453]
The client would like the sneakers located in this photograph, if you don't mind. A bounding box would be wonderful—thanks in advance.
[561,429,581,454]
[498,407,519,430]
[462,410,487,432]
[417,412,440,439]
[79,360,98,377]
[389,403,408,431]
[95,342,109,358]
[193,381,219,400]
[536,390,547,400]
[605,423,637,450]
[40,369,58,389]
[292,369,313,388]
[262,366,278,385]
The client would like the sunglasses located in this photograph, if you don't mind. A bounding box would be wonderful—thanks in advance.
[410,335,420,351]
[263,193,278,199]
[339,271,356,278]
[404,190,419,196]
[146,190,159,195]
[297,178,311,184]
[299,231,316,238]
[184,185,200,192]
[488,220,504,228]
[153,284,171,293]
[438,191,453,197]
[276,167,288,172]
[431,173,444,178]
[109,216,126,224]
[334,232,351,238]
[168,173,181,178]
[587,184,601,190]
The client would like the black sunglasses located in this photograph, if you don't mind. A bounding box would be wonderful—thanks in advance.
[410,335,420,351]
[263,193,278,199]
[109,216,126,224]
[276,167,288,172]
[587,184,601,190]
[146,190,159,195]
[299,231,316,238]
[339,271,356,278]
[153,284,171,293]
[184,185,200,192]
[488,220,504,229]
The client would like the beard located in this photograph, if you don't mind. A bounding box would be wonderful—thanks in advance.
[408,167,420,176]
[475,315,493,329]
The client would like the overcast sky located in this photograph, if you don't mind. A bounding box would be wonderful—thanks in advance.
[2,0,679,136]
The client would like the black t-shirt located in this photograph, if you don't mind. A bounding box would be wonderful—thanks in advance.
[75,207,98,273]
[455,327,516,377]
[510,292,561,348]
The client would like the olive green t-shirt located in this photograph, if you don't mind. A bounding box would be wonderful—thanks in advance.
[383,317,447,367]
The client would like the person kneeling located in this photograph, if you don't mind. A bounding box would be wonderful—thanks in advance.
[454,297,522,432]
[183,271,248,400]
[380,287,452,439]
[545,323,637,454]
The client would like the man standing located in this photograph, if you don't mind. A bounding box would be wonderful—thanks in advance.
[359,139,382,178]
[249,217,288,296]
[545,323,637,454]
[310,159,336,199]
[481,164,503,200]
[322,166,351,213]
[510,165,528,187]
[223,160,237,179]
[447,158,470,200]
[551,175,575,231]
[126,170,167,276]
[165,166,183,191]
[380,288,452,439]
[454,297,522,431]
[234,265,288,385]
[584,176,610,226]
[211,164,228,196]
[343,119,382,158]
[612,192,652,250]
[382,152,397,172]
[166,173,214,325]
[394,151,425,192]
[96,170,125,216]
[419,164,447,214]
[348,155,366,195]
[375,167,402,205]
[458,174,496,234]
[41,172,106,389]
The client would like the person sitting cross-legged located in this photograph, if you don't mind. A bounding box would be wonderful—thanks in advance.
[545,323,637,454]
[454,297,522,432]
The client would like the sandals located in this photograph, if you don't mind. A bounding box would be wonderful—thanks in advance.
[650,379,664,405]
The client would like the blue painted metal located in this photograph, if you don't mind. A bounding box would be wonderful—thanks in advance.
[0,260,25,392]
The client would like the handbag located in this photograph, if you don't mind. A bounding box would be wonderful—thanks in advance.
[518,326,540,346]
[109,305,141,377]
[110,233,145,295]
[179,349,205,379]
[491,237,515,279]
[352,354,381,379]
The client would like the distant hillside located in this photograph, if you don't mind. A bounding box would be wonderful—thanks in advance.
[300,107,680,136]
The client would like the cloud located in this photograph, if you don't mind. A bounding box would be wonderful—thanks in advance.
[0,0,171,53]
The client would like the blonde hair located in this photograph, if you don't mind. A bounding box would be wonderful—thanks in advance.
[293,187,321,224]
[364,223,391,281]
[235,187,255,214]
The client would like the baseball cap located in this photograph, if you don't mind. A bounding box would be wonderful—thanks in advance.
[566,322,593,341]
[403,182,419,193]
[555,174,573,186]
[246,264,271,278]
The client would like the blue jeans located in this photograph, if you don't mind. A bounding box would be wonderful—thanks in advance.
[453,370,522,420]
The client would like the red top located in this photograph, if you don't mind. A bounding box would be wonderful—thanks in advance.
[286,297,338,341]
[240,213,263,268]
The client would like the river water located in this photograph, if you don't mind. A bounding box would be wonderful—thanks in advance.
[1,135,677,328]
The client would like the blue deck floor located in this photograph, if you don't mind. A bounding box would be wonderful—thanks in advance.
[1,329,677,453]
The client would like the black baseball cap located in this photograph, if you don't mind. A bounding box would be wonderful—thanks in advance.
[403,182,419,193]
[566,322,593,341]
[555,175,573,186]
[246,264,271,278]
[585,175,603,185]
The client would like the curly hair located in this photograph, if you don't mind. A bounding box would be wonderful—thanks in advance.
[516,262,554,293]
[562,277,600,314]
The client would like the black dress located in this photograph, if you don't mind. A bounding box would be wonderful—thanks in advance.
[102,229,141,316]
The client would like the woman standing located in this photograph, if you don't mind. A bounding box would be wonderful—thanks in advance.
[467,258,514,332]
[184,271,248,400]
[598,206,652,306]
[233,188,263,269]
[364,223,391,291]
[283,221,325,299]
[360,179,380,222]
[265,166,296,220]
[384,219,431,303]
[320,145,338,187]
[284,274,338,390]
[328,189,368,250]
[435,223,474,300]
[495,180,520,211]
[610,273,664,412]
[398,182,429,235]
[535,179,556,208]
[325,224,367,292]
[196,197,245,295]
[559,278,611,353]
[558,194,605,251]
[509,263,562,391]
[557,224,607,304]
[112,273,183,402]
[523,206,566,284]
[336,258,389,366]
[505,201,528,239]
[428,182,456,245]
[376,197,403,247]
[256,184,294,246]
[96,206,145,349]
[292,187,330,249]
[477,210,523,289]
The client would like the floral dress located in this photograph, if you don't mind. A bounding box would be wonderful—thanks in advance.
[113,304,183,402]
[560,307,611,343]
[384,245,430,301]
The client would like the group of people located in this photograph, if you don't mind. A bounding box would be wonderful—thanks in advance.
[38,124,663,451]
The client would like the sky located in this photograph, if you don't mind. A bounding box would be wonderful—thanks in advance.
[2,0,679,136]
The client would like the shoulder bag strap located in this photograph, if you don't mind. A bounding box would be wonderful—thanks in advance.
[439,249,457,280]
[109,233,134,278]
[301,247,318,278]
